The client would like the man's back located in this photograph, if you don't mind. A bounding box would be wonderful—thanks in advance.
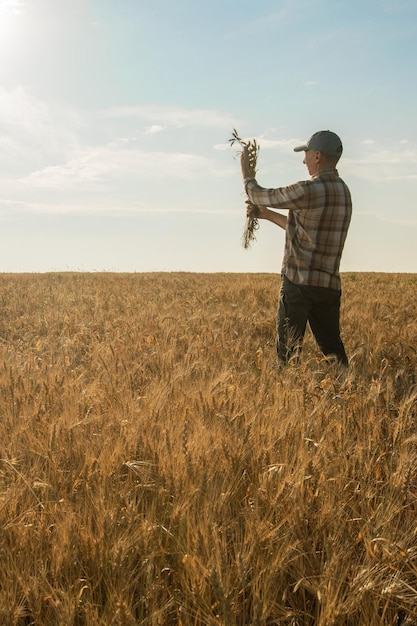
[283,168,352,289]
[245,168,352,289]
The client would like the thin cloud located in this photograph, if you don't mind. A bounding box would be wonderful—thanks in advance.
[24,154,111,189]
[356,210,417,225]
[0,0,27,13]
[0,87,240,217]
[145,124,164,135]
[344,144,417,181]
[257,137,302,150]
[21,147,216,190]
[0,198,242,217]
[102,103,238,129]
[215,136,300,151]
[0,86,83,167]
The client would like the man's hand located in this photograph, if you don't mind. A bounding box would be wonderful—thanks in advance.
[246,201,259,219]
[247,204,269,220]
[247,204,288,229]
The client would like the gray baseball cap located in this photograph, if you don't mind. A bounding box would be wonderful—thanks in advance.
[293,130,343,157]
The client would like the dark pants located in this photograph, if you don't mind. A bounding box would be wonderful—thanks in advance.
[277,276,348,366]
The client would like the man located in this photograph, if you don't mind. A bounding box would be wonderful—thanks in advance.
[240,130,352,366]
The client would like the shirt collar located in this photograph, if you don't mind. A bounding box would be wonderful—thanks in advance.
[312,168,339,179]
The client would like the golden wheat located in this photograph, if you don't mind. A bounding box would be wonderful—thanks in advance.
[0,272,416,625]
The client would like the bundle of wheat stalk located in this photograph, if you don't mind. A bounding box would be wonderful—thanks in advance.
[229,128,260,249]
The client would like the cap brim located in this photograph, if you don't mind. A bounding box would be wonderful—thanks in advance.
[293,144,308,152]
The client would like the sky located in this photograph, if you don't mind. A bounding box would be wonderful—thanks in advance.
[0,0,416,273]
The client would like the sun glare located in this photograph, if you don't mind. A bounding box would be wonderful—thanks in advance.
[0,8,16,45]
[0,2,29,71]
[0,0,26,13]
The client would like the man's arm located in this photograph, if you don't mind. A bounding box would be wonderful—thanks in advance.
[241,144,304,213]
[241,145,288,230]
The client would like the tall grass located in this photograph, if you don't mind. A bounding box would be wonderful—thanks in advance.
[0,272,416,625]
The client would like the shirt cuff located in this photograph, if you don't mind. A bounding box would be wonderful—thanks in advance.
[244,177,255,191]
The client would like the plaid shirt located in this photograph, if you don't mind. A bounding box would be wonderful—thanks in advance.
[246,169,352,290]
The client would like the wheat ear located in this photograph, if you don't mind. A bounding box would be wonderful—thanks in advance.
[229,128,260,249]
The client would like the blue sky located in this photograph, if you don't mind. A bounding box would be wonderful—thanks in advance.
[0,0,416,272]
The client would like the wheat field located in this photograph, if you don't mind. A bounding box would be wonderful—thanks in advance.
[0,272,416,626]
